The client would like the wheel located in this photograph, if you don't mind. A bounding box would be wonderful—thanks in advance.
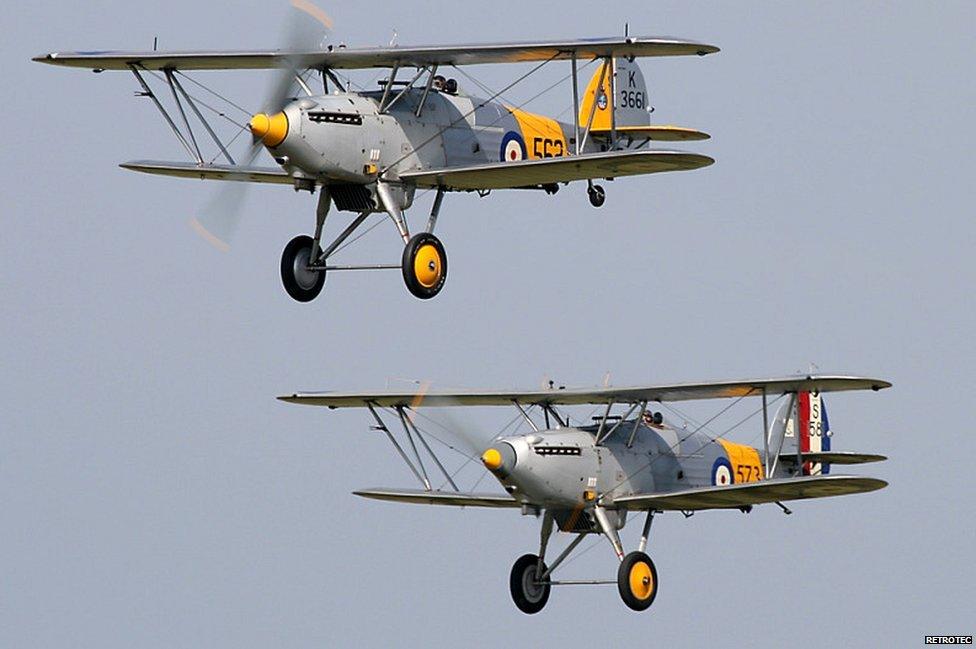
[280,235,326,303]
[617,551,658,611]
[401,232,447,300]
[509,553,551,614]
[588,184,606,208]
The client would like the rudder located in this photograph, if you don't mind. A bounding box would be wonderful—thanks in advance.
[578,57,651,130]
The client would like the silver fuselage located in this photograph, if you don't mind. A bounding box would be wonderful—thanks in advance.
[268,88,598,199]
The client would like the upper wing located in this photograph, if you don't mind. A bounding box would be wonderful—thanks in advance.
[33,36,718,71]
[278,375,892,408]
[120,160,292,185]
[613,475,887,511]
[397,150,714,191]
[589,125,711,141]
[353,488,521,508]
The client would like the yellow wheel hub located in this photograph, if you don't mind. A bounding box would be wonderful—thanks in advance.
[629,561,654,601]
[413,244,442,288]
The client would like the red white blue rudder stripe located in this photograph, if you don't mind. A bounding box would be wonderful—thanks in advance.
[797,392,832,475]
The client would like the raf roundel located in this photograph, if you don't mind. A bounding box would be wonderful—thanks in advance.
[500,131,527,162]
[711,457,733,486]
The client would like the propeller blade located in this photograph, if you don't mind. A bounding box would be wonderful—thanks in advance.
[189,141,262,251]
[190,1,333,250]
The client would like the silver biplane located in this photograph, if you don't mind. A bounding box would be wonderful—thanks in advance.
[280,374,890,613]
[34,18,717,302]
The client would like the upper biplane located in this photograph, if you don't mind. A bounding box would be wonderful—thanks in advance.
[280,374,890,613]
[34,18,718,302]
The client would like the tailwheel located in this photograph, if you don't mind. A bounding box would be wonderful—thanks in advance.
[401,232,447,300]
[280,235,326,303]
[587,183,606,208]
[617,551,658,611]
[509,553,551,614]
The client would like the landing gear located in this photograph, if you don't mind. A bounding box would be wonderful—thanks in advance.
[280,183,451,302]
[401,232,447,300]
[617,551,658,611]
[280,235,325,302]
[505,508,660,612]
[509,554,551,614]
[587,183,606,208]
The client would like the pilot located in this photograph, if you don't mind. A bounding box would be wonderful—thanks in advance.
[443,78,458,95]
[643,410,664,427]
[431,75,446,91]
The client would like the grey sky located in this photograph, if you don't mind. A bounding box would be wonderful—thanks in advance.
[3,1,973,647]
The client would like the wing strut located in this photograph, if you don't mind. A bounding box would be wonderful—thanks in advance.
[129,66,240,167]
[130,66,200,163]
[571,54,581,155]
[367,403,428,489]
[399,406,460,492]
[365,403,462,493]
[762,388,770,475]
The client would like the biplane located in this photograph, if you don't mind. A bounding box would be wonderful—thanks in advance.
[34,23,717,302]
[280,374,890,613]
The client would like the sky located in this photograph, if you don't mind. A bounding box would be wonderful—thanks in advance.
[3,1,974,647]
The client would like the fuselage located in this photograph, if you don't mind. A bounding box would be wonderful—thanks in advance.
[262,86,594,192]
[485,417,770,511]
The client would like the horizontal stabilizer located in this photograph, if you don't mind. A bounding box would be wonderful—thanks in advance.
[354,488,521,508]
[779,451,887,465]
[613,475,887,512]
[279,375,892,409]
[398,150,713,191]
[589,125,710,141]
[120,160,292,185]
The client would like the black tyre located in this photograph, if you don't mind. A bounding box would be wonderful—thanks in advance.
[401,232,447,299]
[509,553,551,614]
[588,184,606,208]
[617,551,658,611]
[280,235,325,303]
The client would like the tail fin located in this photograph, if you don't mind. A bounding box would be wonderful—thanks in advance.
[770,392,833,475]
[578,57,650,130]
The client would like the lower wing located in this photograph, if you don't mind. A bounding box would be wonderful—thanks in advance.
[613,475,887,512]
[354,488,521,508]
[397,149,714,191]
[121,160,292,185]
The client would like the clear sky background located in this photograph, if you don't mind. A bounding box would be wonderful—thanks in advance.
[3,1,974,647]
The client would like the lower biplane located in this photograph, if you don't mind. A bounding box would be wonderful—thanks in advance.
[34,22,717,302]
[280,374,890,613]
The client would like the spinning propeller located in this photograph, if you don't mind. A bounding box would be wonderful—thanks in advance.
[191,0,334,251]
[400,383,500,459]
